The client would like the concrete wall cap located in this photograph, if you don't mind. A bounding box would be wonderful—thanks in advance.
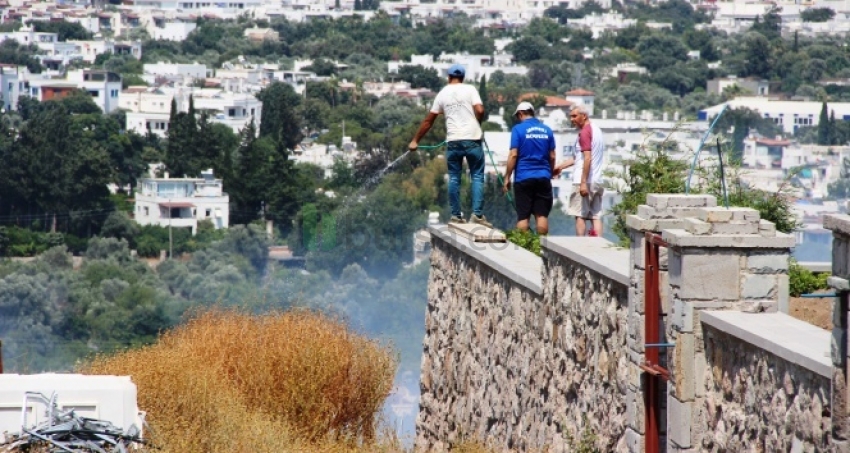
[540,236,629,286]
[428,224,543,295]
[823,214,850,236]
[700,311,831,378]
[662,229,796,248]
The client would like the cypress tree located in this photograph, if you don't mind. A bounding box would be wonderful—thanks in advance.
[831,110,839,145]
[354,0,361,10]
[818,101,830,145]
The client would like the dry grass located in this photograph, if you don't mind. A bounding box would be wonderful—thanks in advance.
[80,308,398,453]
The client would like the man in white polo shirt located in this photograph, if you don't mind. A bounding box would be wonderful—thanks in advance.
[555,105,605,236]
[409,64,490,226]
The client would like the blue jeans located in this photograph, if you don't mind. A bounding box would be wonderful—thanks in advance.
[447,140,484,218]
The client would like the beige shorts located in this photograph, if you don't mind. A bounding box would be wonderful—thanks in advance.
[568,183,604,219]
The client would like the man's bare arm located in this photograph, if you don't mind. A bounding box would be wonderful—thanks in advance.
[581,150,591,184]
[503,148,518,192]
[473,104,485,122]
[409,112,439,150]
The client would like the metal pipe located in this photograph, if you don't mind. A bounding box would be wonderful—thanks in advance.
[800,293,837,298]
[645,343,675,348]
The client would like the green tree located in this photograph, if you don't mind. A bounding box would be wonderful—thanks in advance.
[744,32,772,78]
[818,101,830,145]
[257,82,304,150]
[396,65,443,92]
[801,7,835,22]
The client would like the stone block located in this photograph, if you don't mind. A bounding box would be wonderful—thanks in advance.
[623,427,642,453]
[667,397,693,448]
[638,205,659,219]
[759,219,776,237]
[660,271,671,314]
[627,214,654,232]
[672,333,695,402]
[824,214,850,237]
[747,253,789,274]
[696,208,734,223]
[831,277,850,292]
[631,230,645,269]
[671,298,694,333]
[834,328,848,367]
[676,251,741,301]
[626,388,644,433]
[728,207,761,222]
[661,194,717,208]
[778,275,789,314]
[833,367,849,438]
[835,236,850,278]
[694,351,706,398]
[740,274,777,300]
[683,218,711,235]
[709,221,760,235]
[646,194,669,209]
[663,229,797,249]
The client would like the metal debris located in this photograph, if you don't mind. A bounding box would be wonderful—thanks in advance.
[0,392,145,452]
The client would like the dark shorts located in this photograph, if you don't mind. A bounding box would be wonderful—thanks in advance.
[514,177,553,221]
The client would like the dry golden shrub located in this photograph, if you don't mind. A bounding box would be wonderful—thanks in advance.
[80,308,398,453]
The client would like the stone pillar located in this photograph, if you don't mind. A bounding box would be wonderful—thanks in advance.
[623,194,717,453]
[662,207,794,452]
[824,214,850,449]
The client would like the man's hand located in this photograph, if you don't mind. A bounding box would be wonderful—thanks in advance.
[552,158,574,177]
[408,141,418,152]
[502,179,511,194]
[579,182,589,197]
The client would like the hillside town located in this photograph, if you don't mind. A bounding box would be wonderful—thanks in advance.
[1,0,850,450]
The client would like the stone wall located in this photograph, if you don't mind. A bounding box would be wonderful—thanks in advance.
[700,324,831,451]
[417,228,631,452]
[417,231,545,451]
[541,241,630,451]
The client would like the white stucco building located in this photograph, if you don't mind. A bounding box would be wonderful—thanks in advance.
[700,97,850,135]
[134,169,229,234]
[120,87,262,136]
[388,52,527,82]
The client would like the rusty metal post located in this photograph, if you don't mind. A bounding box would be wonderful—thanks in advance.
[643,232,671,453]
[644,234,660,453]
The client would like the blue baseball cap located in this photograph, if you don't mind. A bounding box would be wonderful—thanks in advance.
[447,64,465,78]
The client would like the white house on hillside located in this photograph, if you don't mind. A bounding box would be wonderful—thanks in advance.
[134,169,229,235]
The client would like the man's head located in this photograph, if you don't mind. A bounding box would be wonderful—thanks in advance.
[514,101,535,121]
[447,64,465,83]
[570,105,589,128]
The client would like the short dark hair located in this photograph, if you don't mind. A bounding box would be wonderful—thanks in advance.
[516,109,535,117]
[448,75,464,82]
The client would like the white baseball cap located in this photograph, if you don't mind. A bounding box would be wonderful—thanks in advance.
[514,101,535,115]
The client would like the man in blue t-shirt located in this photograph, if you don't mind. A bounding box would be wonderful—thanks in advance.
[502,101,556,234]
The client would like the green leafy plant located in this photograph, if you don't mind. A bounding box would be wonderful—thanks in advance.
[505,229,541,255]
[789,259,830,297]
[608,131,688,246]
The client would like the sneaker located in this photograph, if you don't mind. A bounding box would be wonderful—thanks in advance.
[588,229,598,237]
[469,214,493,228]
[449,216,466,224]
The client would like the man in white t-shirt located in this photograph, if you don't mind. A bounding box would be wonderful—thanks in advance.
[554,105,605,236]
[409,64,490,226]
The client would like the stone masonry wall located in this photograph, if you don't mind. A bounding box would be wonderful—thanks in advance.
[417,234,630,452]
[700,325,831,451]
[541,248,630,452]
[417,236,545,451]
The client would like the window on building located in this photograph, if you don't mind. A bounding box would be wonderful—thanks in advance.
[251,108,255,115]
[205,209,211,217]
[110,89,118,98]
[228,108,235,116]
[88,90,99,97]
[144,207,149,216]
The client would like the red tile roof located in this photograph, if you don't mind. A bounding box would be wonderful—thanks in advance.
[565,88,595,96]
